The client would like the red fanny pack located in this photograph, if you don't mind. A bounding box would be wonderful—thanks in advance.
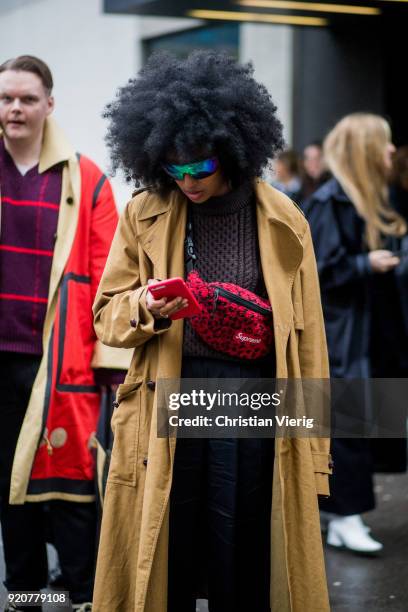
[186,270,274,360]
[184,210,274,360]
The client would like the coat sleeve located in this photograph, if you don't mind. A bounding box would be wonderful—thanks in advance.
[93,201,172,349]
[298,224,333,496]
[305,198,372,291]
[89,176,119,303]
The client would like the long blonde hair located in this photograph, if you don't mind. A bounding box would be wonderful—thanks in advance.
[324,113,406,249]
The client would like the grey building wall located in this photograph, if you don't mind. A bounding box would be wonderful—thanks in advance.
[292,24,384,151]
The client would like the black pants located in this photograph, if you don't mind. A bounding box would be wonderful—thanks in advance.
[0,498,96,602]
[319,438,375,515]
[168,357,275,612]
[0,352,96,604]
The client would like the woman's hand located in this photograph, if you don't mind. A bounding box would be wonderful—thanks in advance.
[146,279,188,319]
[368,250,400,273]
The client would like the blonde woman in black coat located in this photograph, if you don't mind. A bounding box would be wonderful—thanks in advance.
[305,113,407,554]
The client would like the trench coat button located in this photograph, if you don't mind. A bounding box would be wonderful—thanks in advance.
[130,319,137,328]
[143,458,148,466]
[328,460,334,469]
[113,401,119,408]
[66,196,74,205]
[146,380,156,391]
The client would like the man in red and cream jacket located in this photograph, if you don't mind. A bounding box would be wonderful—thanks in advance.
[0,55,123,611]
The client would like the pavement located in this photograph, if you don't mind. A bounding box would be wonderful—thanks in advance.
[0,472,406,611]
[325,472,408,612]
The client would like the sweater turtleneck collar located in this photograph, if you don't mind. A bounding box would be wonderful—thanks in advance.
[188,181,254,216]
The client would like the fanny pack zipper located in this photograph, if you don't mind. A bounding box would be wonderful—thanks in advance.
[213,286,272,316]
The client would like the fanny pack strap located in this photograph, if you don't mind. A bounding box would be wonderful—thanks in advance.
[184,206,197,275]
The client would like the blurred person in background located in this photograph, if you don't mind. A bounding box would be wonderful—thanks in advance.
[298,140,330,204]
[304,113,408,554]
[271,149,301,200]
[0,55,121,611]
[388,145,408,338]
[390,145,408,219]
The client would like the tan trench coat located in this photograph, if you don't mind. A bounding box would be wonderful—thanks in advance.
[92,181,332,612]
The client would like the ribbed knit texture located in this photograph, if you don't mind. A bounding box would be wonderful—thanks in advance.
[0,140,62,355]
[183,181,266,360]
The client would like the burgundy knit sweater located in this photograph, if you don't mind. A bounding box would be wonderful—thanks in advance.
[0,139,62,355]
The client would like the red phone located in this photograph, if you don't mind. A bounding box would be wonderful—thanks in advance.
[147,277,201,320]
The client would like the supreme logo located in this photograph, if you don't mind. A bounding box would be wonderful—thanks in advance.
[235,332,261,344]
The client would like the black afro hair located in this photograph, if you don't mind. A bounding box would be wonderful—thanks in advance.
[104,50,284,192]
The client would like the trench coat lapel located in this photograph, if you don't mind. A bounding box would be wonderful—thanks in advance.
[255,182,303,375]
[137,191,186,282]
[137,215,172,280]
[42,119,81,318]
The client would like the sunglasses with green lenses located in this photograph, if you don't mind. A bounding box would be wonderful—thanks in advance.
[162,157,219,181]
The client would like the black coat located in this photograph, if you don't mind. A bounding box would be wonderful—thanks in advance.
[305,179,407,490]
[304,178,408,378]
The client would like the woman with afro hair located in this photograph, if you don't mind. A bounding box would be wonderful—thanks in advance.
[92,51,332,612]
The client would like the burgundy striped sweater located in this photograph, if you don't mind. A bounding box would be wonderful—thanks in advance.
[0,139,62,354]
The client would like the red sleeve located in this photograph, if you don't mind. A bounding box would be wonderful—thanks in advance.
[89,175,119,303]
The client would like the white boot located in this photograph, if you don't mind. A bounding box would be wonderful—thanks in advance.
[326,514,383,554]
[320,510,371,533]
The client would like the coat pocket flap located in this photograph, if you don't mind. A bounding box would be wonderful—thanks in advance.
[109,381,143,487]
[312,451,333,474]
[116,378,144,403]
